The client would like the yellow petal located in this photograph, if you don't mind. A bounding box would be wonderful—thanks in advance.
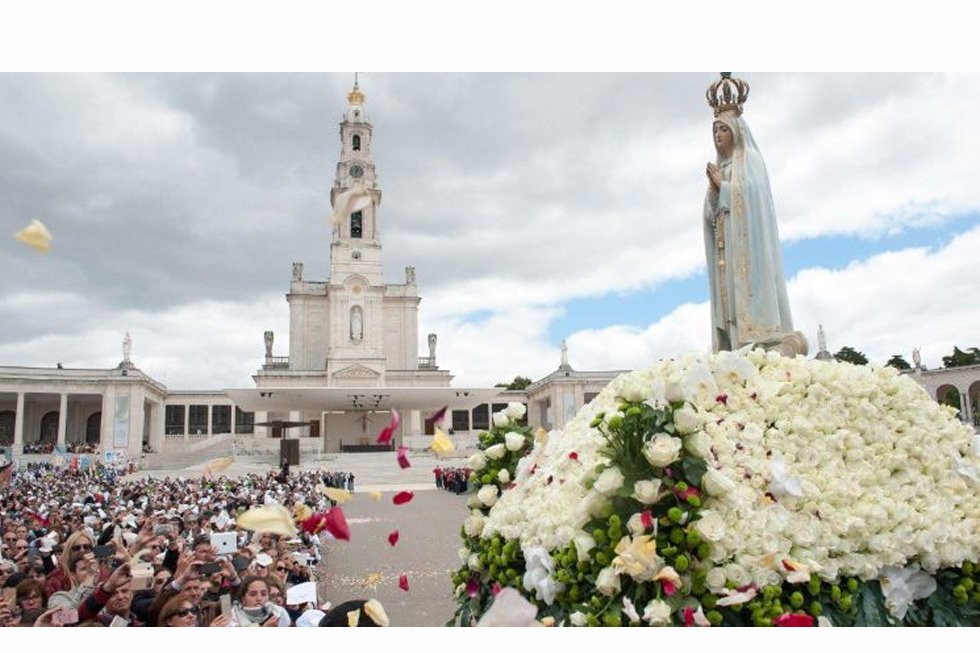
[203,456,233,476]
[534,427,548,444]
[363,599,389,627]
[347,609,360,627]
[235,502,298,537]
[430,427,455,455]
[14,219,52,253]
[368,491,382,501]
[321,487,353,504]
[361,571,383,589]
[293,502,312,521]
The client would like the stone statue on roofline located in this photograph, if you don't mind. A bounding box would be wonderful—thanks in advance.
[703,73,807,357]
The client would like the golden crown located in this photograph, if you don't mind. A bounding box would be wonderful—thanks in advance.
[706,72,749,117]
[347,82,365,106]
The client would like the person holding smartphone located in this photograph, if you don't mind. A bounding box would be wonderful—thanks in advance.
[230,576,290,627]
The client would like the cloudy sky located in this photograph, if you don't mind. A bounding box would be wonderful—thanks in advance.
[2,70,978,390]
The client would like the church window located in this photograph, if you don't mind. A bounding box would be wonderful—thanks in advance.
[165,406,185,435]
[351,211,363,238]
[471,404,489,430]
[352,134,361,151]
[212,405,232,434]
[188,405,208,434]
[235,407,254,434]
[451,410,470,432]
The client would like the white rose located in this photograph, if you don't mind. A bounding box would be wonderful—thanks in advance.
[467,452,487,471]
[702,469,735,496]
[684,431,711,458]
[616,376,650,402]
[632,479,662,504]
[492,411,509,427]
[694,510,726,542]
[477,484,499,507]
[497,468,511,485]
[642,599,672,626]
[485,443,506,460]
[627,512,647,535]
[673,406,703,435]
[504,431,526,452]
[593,467,625,496]
[596,566,621,596]
[643,434,683,468]
[463,511,485,537]
[572,532,596,562]
[665,377,684,403]
[569,611,588,626]
[705,567,727,592]
[724,563,751,587]
[504,402,527,421]
[468,553,483,571]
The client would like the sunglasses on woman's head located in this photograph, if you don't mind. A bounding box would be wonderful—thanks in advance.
[71,543,93,552]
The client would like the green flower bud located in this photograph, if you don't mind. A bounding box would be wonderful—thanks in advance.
[790,592,804,609]
[507,568,518,579]
[702,595,717,609]
[972,592,980,604]
[595,551,610,567]
[763,586,781,601]
[592,529,607,545]
[608,514,621,528]
[576,560,590,573]
[675,482,689,492]
[661,546,678,558]
[603,613,622,627]
[961,578,974,592]
[590,418,603,429]
[706,610,723,626]
[607,415,624,430]
[962,561,974,575]
[687,495,702,508]
[839,596,853,612]
[953,585,968,599]
[587,614,599,627]
[481,474,493,485]
[608,526,623,541]
[668,507,684,523]
[569,585,581,601]
[686,530,702,548]
[829,585,841,601]
[810,601,823,616]
[670,527,685,545]
[846,578,859,593]
[626,406,642,417]
[674,554,690,573]
[697,542,712,559]
[808,577,821,596]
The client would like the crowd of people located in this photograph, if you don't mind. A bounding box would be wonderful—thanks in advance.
[433,467,471,495]
[0,462,383,627]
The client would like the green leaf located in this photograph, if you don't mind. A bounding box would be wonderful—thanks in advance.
[681,456,708,487]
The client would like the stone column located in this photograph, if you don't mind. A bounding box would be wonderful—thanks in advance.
[57,393,68,448]
[100,389,113,450]
[255,411,267,439]
[961,390,973,425]
[183,405,189,440]
[207,404,213,436]
[409,409,421,442]
[153,401,165,451]
[13,392,25,455]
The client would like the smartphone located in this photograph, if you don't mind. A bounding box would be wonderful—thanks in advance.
[53,608,79,626]
[93,545,115,559]
[197,562,222,576]
[220,593,232,619]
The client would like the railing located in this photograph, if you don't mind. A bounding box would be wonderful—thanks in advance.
[263,356,290,370]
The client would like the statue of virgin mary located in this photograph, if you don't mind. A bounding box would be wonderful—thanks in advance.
[703,73,807,356]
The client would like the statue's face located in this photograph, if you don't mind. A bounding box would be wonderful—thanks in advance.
[713,121,734,157]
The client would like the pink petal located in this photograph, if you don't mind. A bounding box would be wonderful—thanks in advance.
[376,408,401,444]
[774,613,814,627]
[398,574,409,592]
[424,406,448,429]
[568,452,579,461]
[466,576,480,598]
[490,582,502,596]
[393,491,414,505]
[396,446,411,469]
[684,606,694,627]
[716,393,728,405]
[323,507,351,541]
[387,530,399,547]
[663,580,678,596]
[641,511,653,531]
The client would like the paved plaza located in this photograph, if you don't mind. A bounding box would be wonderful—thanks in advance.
[132,450,471,626]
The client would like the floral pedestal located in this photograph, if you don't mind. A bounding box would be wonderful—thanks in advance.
[451,350,980,626]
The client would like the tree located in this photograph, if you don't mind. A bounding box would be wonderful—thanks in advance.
[942,346,980,369]
[834,346,868,366]
[494,375,533,391]
[885,355,911,370]
[939,388,961,412]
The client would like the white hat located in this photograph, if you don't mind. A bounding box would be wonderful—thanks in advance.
[296,610,325,627]
[254,553,274,567]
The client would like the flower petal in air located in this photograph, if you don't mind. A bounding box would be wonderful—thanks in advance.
[393,491,414,505]
[397,446,411,469]
[424,406,448,429]
[202,457,233,477]
[236,502,298,537]
[14,219,52,253]
[398,573,409,592]
[321,487,352,504]
[431,427,455,455]
[323,506,351,541]
[368,491,382,501]
[376,408,401,445]
[387,530,399,546]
